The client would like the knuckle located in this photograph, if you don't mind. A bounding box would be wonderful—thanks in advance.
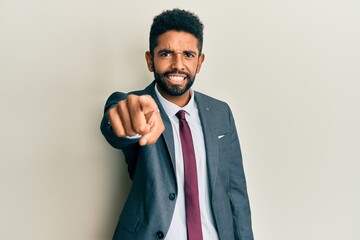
[126,94,138,105]
[140,95,154,106]
[134,126,144,134]
[117,100,127,112]
[123,125,136,136]
[113,128,125,137]
[108,108,116,119]
[140,94,149,101]
[134,124,149,134]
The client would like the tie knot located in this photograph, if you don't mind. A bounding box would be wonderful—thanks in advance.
[176,110,186,120]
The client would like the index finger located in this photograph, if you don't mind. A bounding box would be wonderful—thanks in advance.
[127,95,150,135]
[138,95,159,115]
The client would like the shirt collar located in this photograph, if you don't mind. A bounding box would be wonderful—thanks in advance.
[154,83,197,118]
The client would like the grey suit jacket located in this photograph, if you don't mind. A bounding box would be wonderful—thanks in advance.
[100,81,254,240]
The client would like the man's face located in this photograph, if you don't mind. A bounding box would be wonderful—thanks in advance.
[146,31,204,100]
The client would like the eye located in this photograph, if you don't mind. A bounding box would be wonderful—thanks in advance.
[185,51,195,58]
[160,52,169,57]
[159,50,172,57]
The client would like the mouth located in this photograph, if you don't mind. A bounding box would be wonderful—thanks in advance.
[166,74,187,85]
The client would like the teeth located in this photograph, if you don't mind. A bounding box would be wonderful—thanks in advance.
[168,75,184,82]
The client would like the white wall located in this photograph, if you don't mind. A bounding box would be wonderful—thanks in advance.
[1,0,359,239]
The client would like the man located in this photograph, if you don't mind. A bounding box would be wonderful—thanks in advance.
[100,9,254,240]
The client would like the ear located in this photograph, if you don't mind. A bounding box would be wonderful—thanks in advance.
[196,53,205,73]
[145,51,154,72]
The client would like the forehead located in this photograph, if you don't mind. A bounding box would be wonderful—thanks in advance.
[155,30,199,53]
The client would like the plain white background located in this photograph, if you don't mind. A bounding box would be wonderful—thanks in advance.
[1,0,359,239]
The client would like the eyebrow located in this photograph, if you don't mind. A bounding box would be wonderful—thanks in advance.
[157,49,172,55]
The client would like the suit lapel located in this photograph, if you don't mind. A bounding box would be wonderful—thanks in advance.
[194,92,219,196]
[159,111,176,171]
[146,82,176,172]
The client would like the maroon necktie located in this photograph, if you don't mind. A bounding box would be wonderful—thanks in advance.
[176,110,203,240]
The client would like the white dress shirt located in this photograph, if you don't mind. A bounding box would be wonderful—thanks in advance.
[154,85,219,240]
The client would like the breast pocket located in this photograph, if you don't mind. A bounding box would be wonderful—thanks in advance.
[217,132,231,154]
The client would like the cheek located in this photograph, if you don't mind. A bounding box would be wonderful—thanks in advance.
[188,62,200,74]
[153,59,169,72]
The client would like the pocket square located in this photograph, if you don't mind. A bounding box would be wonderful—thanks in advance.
[218,134,226,139]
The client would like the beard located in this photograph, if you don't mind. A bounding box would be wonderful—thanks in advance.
[154,70,196,96]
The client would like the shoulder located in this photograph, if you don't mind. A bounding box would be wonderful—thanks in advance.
[194,91,231,112]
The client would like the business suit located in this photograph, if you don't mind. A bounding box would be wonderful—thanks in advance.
[100,81,254,240]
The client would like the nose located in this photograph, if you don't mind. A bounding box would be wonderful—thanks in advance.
[171,54,185,71]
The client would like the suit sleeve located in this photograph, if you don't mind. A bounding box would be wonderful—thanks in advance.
[227,106,254,240]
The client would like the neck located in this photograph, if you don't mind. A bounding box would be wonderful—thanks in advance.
[156,85,191,107]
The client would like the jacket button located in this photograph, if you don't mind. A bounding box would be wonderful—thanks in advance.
[169,193,176,201]
[156,231,164,239]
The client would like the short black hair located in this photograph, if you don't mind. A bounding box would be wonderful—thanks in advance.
[149,9,204,55]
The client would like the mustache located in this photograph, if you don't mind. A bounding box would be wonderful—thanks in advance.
[161,71,191,79]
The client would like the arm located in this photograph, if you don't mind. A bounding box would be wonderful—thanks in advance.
[100,92,165,179]
[228,108,254,240]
